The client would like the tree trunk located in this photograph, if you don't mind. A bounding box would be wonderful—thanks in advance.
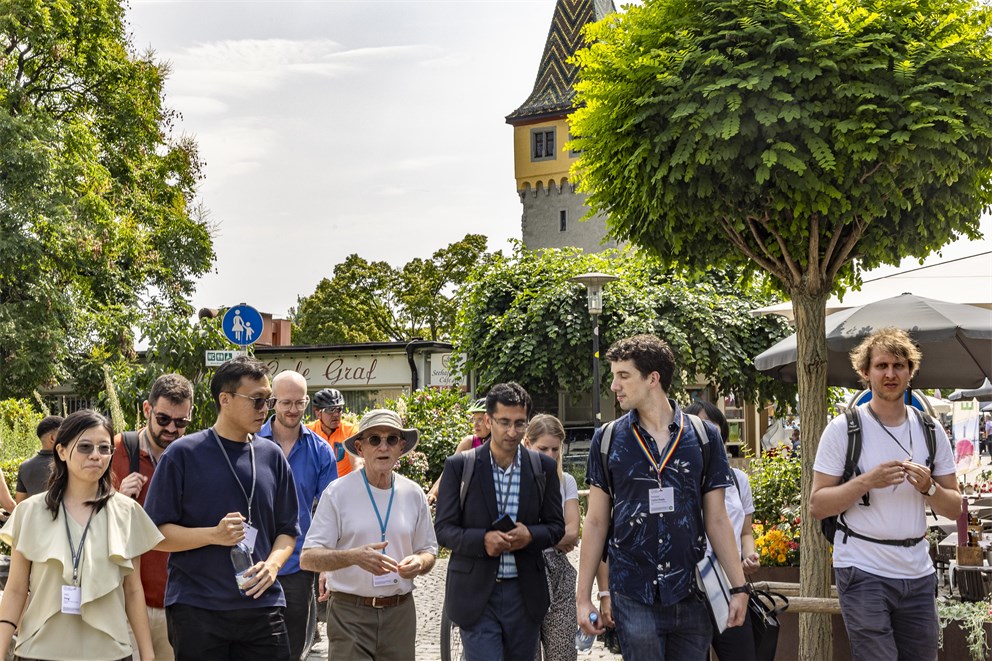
[793,290,833,661]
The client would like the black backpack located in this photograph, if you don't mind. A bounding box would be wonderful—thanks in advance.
[121,431,142,475]
[820,406,937,547]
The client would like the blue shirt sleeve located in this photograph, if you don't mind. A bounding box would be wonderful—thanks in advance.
[274,451,301,539]
[585,426,608,491]
[317,440,337,494]
[144,449,184,526]
[700,422,733,493]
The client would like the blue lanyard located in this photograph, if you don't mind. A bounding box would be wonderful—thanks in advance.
[360,469,395,543]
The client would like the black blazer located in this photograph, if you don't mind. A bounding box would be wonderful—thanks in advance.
[434,442,564,628]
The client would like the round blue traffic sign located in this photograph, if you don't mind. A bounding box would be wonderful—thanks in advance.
[223,305,264,346]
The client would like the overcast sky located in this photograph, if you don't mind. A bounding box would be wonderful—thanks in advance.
[127,0,990,320]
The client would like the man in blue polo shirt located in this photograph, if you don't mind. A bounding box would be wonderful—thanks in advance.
[257,370,337,660]
[576,334,748,661]
[145,356,300,661]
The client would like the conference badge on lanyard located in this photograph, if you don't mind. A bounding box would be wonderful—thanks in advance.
[632,414,684,515]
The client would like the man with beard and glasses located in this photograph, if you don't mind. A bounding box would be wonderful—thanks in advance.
[112,373,195,661]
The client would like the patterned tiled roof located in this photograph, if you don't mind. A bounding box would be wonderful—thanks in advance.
[506,0,616,123]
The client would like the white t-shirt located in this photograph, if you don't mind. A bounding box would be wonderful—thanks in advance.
[706,468,754,556]
[304,470,438,597]
[561,472,578,509]
[813,404,955,579]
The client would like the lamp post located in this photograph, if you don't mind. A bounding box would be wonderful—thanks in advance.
[570,272,618,428]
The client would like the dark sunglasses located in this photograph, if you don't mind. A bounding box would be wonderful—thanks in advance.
[75,441,114,456]
[226,392,277,411]
[152,411,192,429]
[364,434,402,447]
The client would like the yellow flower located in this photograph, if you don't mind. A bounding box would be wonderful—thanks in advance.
[777,554,786,563]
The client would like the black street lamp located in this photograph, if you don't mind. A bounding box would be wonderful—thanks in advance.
[570,272,618,428]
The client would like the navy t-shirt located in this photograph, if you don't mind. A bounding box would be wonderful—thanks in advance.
[145,428,300,610]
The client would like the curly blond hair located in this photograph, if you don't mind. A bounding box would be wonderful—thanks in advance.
[849,327,921,386]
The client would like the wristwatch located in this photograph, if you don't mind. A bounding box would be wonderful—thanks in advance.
[924,479,937,497]
[729,585,750,595]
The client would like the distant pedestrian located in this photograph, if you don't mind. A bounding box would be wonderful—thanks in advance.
[309,388,361,477]
[811,328,959,661]
[302,408,437,660]
[523,414,579,661]
[0,410,163,661]
[427,397,491,505]
[15,415,63,502]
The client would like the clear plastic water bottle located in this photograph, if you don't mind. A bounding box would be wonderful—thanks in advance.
[231,542,253,594]
[575,612,598,654]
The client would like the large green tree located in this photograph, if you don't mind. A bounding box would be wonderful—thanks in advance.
[292,234,493,344]
[452,245,795,412]
[0,0,214,398]
[570,0,992,656]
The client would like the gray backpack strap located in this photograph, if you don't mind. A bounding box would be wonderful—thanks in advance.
[459,447,479,510]
[599,421,617,500]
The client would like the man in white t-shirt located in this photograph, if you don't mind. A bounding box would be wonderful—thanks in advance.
[810,328,960,661]
[300,408,437,660]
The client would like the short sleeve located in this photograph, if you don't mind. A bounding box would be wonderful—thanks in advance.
[735,469,754,516]
[585,426,608,491]
[932,422,956,478]
[563,473,579,502]
[144,450,185,525]
[14,467,25,494]
[107,495,165,562]
[317,442,338,495]
[304,483,340,550]
[701,423,733,493]
[273,454,301,539]
[813,416,848,477]
[412,487,439,556]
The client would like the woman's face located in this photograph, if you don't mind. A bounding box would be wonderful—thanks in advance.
[56,425,113,485]
[527,433,562,461]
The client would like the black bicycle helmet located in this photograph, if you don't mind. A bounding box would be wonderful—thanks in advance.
[312,388,345,410]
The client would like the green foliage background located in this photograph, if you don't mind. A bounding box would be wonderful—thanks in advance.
[390,388,472,490]
[748,450,802,524]
[453,244,796,410]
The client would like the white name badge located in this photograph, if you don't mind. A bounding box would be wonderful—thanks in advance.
[373,572,400,588]
[243,523,259,553]
[649,487,675,514]
[61,585,82,615]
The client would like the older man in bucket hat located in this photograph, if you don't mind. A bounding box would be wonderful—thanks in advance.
[301,408,438,660]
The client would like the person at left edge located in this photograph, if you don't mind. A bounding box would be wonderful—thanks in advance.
[0,410,163,661]
[144,356,300,661]
[257,371,337,660]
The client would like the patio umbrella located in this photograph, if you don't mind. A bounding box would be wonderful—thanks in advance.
[754,293,992,389]
[948,378,992,402]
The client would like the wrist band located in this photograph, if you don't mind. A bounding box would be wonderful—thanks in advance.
[598,591,611,598]
[729,585,750,595]
[0,619,16,630]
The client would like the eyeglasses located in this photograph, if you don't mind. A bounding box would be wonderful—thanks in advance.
[226,392,277,410]
[275,397,310,411]
[364,434,402,447]
[493,418,528,432]
[75,442,114,456]
[151,410,192,429]
[320,406,344,415]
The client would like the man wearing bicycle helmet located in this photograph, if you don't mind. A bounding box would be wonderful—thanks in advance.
[308,388,361,476]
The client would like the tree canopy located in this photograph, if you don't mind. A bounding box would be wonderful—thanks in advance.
[570,0,992,656]
[0,0,214,398]
[571,0,990,297]
[452,244,795,410]
[292,234,493,344]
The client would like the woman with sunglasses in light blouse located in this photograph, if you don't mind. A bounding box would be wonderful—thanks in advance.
[0,410,164,661]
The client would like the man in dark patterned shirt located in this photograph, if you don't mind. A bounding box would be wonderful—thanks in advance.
[576,334,748,661]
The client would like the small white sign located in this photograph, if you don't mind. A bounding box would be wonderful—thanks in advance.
[205,349,245,367]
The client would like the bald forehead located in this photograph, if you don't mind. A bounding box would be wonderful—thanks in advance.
[271,371,308,398]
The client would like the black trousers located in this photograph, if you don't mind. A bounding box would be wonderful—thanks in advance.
[279,569,316,660]
[711,605,756,661]
[166,602,291,661]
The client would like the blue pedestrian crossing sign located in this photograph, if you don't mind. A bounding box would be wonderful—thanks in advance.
[222,305,264,346]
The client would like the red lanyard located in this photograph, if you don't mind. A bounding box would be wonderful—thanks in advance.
[632,412,684,482]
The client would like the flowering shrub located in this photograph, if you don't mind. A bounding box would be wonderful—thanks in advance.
[387,388,473,491]
[753,511,801,566]
[748,448,801,525]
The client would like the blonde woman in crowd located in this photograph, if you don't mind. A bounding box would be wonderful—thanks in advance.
[0,410,163,661]
[524,414,580,661]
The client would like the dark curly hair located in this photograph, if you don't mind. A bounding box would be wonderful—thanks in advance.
[605,334,676,392]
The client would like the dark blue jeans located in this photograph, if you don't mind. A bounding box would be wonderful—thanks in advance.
[459,579,542,661]
[612,591,712,661]
[835,566,938,661]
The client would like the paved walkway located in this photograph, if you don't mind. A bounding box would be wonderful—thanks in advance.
[307,548,621,660]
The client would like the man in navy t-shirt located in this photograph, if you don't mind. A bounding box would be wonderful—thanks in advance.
[145,356,300,661]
